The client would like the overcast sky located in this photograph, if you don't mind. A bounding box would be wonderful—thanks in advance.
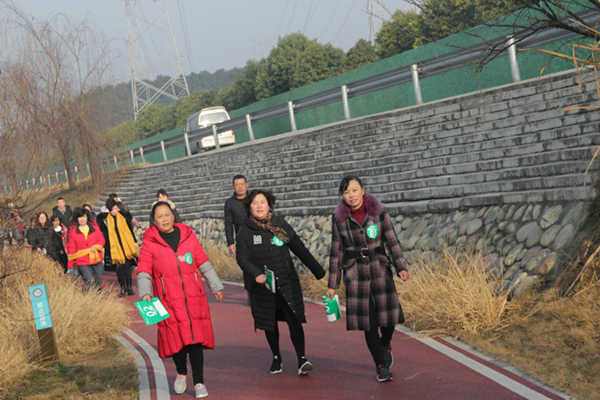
[18,0,409,84]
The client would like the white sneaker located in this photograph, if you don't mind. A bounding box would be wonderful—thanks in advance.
[195,383,208,398]
[298,359,313,376]
[174,374,186,394]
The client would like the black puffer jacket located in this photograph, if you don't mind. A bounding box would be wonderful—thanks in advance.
[236,215,325,331]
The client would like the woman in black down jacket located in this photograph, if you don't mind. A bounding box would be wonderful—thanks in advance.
[236,189,325,376]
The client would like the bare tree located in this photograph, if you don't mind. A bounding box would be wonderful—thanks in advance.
[2,3,116,192]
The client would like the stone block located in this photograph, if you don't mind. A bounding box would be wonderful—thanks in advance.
[516,221,538,243]
[526,225,544,248]
[521,246,542,266]
[505,243,525,266]
[513,276,540,297]
[553,224,575,251]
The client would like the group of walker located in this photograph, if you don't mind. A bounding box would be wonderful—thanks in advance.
[136,175,409,398]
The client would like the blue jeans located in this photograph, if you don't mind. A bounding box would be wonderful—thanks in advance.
[79,262,104,290]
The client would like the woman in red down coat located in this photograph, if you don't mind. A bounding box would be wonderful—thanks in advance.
[137,201,223,399]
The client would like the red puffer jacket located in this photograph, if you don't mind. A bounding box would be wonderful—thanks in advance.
[137,224,214,358]
[67,222,106,269]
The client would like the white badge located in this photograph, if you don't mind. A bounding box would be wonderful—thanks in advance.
[253,235,262,245]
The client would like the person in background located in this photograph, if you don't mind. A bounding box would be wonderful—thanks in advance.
[236,189,325,376]
[9,205,25,245]
[31,212,52,254]
[224,175,251,296]
[52,197,73,225]
[48,215,69,272]
[98,198,138,297]
[24,216,36,247]
[83,204,97,221]
[138,201,223,398]
[325,176,409,383]
[150,188,182,226]
[68,208,105,289]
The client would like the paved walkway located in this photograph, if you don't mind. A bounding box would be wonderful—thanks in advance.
[103,273,567,400]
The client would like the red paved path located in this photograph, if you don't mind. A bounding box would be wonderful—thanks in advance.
[102,272,564,400]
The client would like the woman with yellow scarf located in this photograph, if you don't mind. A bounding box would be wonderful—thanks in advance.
[98,198,139,297]
[67,208,106,290]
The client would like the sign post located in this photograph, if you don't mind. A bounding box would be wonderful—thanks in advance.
[29,283,59,363]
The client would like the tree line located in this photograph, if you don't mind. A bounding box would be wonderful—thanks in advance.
[111,0,588,147]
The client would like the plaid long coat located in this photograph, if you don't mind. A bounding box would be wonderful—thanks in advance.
[328,193,407,331]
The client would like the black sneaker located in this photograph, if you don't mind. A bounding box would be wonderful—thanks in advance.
[376,364,393,382]
[270,355,282,374]
[382,345,393,369]
[298,357,313,376]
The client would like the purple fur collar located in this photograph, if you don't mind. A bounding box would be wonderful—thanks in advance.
[334,192,385,222]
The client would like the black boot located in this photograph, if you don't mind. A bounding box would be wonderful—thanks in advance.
[126,278,135,296]
[118,278,126,298]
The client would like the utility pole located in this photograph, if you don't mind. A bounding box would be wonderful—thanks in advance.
[124,0,190,120]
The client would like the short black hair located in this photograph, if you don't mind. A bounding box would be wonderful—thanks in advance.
[243,189,275,215]
[57,197,64,201]
[232,175,246,184]
[106,198,118,211]
[339,175,364,195]
[50,215,61,222]
[108,193,118,200]
[150,201,173,221]
[70,207,91,226]
[156,188,168,198]
[82,204,92,211]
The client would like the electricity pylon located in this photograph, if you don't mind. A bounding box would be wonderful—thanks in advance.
[124,0,190,120]
[368,0,385,45]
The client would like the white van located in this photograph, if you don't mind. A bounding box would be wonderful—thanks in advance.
[184,106,235,153]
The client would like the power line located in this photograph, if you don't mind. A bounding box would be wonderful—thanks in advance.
[176,0,194,73]
[332,0,358,46]
[286,0,298,35]
[319,0,343,39]
[302,0,317,32]
[274,0,290,41]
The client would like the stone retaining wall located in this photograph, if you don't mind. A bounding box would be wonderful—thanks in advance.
[142,200,588,297]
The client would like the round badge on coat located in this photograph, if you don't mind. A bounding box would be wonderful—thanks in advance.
[272,236,284,247]
[366,225,379,239]
[184,252,193,265]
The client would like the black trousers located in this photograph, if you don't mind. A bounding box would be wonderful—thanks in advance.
[115,259,133,282]
[172,343,204,385]
[364,295,395,366]
[264,292,306,364]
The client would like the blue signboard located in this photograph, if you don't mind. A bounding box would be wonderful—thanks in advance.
[29,284,53,330]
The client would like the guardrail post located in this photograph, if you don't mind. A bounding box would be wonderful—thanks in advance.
[508,36,521,83]
[287,101,297,131]
[140,147,146,163]
[86,163,90,178]
[184,133,192,157]
[113,156,118,170]
[74,166,78,181]
[160,141,168,162]
[212,125,221,150]
[130,150,135,165]
[411,64,423,105]
[341,85,351,120]
[47,174,51,186]
[39,175,43,188]
[55,171,59,185]
[245,114,255,141]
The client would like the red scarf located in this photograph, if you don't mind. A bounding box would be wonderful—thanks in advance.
[350,202,366,225]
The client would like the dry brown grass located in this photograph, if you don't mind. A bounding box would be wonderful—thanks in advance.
[0,248,130,393]
[466,287,600,399]
[2,338,138,400]
[202,241,243,282]
[395,249,510,337]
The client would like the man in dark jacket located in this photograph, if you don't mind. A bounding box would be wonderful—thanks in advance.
[52,197,73,225]
[224,175,252,291]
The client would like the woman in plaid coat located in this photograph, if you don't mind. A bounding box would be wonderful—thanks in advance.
[325,176,409,383]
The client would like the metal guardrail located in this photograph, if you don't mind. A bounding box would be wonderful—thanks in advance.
[5,9,598,194]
